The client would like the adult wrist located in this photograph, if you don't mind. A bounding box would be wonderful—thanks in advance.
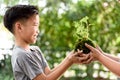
[97,53,104,61]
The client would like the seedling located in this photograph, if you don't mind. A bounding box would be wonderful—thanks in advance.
[74,16,95,54]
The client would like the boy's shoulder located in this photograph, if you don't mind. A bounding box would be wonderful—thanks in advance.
[30,46,40,50]
[12,46,39,58]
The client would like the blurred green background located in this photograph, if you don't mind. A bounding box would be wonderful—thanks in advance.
[0,0,120,80]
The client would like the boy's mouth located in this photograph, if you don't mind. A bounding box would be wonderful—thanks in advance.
[33,35,38,39]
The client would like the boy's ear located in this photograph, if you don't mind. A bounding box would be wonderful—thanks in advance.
[15,22,23,32]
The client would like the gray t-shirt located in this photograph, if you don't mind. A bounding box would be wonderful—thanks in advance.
[11,46,48,80]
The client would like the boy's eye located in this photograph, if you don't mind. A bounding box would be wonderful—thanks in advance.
[33,25,38,27]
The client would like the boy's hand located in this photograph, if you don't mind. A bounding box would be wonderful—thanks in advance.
[67,50,93,64]
[77,50,93,64]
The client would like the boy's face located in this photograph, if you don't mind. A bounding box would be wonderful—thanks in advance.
[18,14,40,44]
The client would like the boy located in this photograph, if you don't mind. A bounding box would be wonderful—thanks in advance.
[85,43,120,77]
[4,5,92,80]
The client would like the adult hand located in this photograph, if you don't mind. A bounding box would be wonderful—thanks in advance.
[85,43,103,60]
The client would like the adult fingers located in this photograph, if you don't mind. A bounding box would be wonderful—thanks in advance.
[96,45,103,53]
[85,43,96,52]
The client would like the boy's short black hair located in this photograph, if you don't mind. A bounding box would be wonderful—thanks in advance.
[3,5,39,33]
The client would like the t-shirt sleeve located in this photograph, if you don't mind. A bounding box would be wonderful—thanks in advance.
[16,53,43,79]
[35,46,48,68]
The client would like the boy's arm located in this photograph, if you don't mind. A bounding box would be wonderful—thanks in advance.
[33,51,91,80]
[33,56,72,80]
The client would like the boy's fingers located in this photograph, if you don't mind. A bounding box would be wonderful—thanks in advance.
[82,54,90,59]
[86,56,93,63]
[77,49,83,54]
[76,50,84,56]
[81,55,94,64]
[79,54,90,61]
[78,57,86,61]
[73,57,83,63]
[74,52,81,57]
[77,49,83,52]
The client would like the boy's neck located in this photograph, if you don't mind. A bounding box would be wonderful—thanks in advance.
[15,38,30,51]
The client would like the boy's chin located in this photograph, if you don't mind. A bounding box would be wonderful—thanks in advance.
[32,41,37,44]
[30,40,37,44]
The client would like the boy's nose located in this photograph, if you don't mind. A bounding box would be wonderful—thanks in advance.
[36,29,39,34]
